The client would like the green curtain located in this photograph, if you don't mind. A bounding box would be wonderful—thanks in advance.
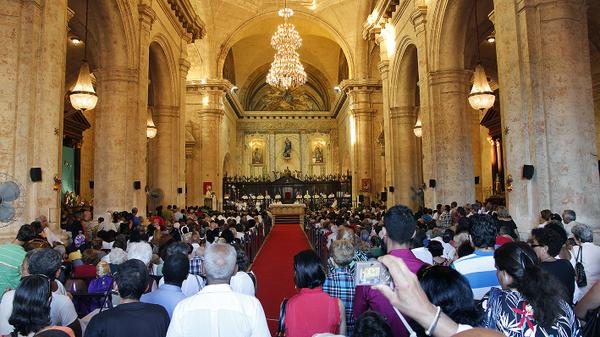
[61,146,75,201]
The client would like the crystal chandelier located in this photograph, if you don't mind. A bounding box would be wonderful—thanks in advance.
[266,4,307,90]
[69,0,98,111]
[468,0,495,111]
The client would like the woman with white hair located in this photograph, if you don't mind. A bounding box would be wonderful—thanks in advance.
[569,223,600,302]
[127,241,157,292]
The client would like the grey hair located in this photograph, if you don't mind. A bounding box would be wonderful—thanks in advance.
[127,242,153,266]
[496,206,510,218]
[107,247,128,265]
[571,223,593,243]
[563,210,576,222]
[204,243,237,281]
[331,239,354,267]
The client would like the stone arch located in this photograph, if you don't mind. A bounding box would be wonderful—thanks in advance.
[429,0,472,71]
[389,38,418,109]
[216,10,355,79]
[91,0,137,69]
[149,35,179,107]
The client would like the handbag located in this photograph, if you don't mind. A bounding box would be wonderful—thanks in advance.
[276,298,289,337]
[582,308,599,337]
[575,245,587,287]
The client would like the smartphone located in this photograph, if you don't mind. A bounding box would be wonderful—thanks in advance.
[355,261,392,286]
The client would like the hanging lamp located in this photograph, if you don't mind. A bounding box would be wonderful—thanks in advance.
[468,0,495,111]
[69,0,97,111]
[146,108,157,139]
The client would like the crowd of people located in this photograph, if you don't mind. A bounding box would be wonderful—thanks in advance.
[0,200,598,337]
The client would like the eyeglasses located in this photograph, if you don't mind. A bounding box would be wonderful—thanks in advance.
[530,244,543,248]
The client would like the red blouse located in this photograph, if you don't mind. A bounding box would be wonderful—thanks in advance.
[285,286,341,337]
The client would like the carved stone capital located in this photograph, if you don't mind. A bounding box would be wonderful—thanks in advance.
[138,4,156,27]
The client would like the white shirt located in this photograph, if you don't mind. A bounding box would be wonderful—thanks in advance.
[230,272,255,296]
[0,290,78,335]
[159,274,205,297]
[167,284,270,337]
[570,242,600,302]
[411,247,433,265]
[431,237,457,261]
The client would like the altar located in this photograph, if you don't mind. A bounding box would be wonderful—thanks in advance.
[269,204,306,224]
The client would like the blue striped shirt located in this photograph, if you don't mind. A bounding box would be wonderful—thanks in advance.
[452,250,499,300]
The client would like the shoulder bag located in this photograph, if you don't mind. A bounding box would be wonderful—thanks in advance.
[583,308,599,337]
[575,245,587,287]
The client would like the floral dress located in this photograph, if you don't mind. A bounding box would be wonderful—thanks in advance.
[482,288,581,337]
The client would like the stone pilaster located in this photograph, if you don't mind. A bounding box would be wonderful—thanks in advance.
[378,58,394,207]
[389,107,418,208]
[494,0,600,233]
[426,70,475,205]
[178,57,191,207]
[93,67,140,213]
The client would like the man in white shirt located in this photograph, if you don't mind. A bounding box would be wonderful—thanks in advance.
[562,209,579,237]
[167,243,270,337]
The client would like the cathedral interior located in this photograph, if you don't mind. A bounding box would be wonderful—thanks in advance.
[0,0,599,240]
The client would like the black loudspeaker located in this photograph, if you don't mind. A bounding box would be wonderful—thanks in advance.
[133,181,141,190]
[30,168,42,182]
[358,195,365,203]
[389,186,395,193]
[89,181,94,189]
[522,165,535,180]
[429,179,436,188]
[177,187,183,194]
[474,176,480,185]
[381,192,387,202]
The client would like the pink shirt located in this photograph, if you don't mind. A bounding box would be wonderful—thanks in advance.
[286,287,340,337]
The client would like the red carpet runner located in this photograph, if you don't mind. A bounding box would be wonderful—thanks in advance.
[250,223,311,335]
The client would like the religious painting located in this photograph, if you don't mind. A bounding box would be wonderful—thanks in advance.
[252,147,264,165]
[313,146,324,163]
[283,137,292,159]
[203,181,213,196]
[360,178,371,192]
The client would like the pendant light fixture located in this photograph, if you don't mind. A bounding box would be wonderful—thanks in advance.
[413,116,422,138]
[468,0,495,111]
[69,0,98,111]
[146,108,157,139]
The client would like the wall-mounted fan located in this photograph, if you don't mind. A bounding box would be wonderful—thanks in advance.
[0,173,24,227]
[149,188,164,203]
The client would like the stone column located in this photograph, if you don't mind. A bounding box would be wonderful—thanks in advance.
[377,58,395,207]
[133,4,156,215]
[594,73,600,158]
[494,0,600,232]
[186,80,230,208]
[411,6,436,207]
[471,109,483,201]
[427,70,475,205]
[389,107,418,208]
[343,80,381,203]
[177,57,191,207]
[0,0,68,239]
[93,67,140,213]
[154,105,179,205]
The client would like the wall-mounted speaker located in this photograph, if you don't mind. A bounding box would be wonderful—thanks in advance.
[89,181,94,189]
[381,192,387,202]
[177,187,183,194]
[389,186,395,193]
[30,168,42,182]
[429,179,436,188]
[358,195,365,203]
[522,165,535,180]
[474,176,480,185]
[133,181,141,190]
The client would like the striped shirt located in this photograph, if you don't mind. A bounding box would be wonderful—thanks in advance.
[452,250,499,300]
[0,244,25,294]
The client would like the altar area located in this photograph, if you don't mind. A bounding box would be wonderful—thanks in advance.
[268,204,306,224]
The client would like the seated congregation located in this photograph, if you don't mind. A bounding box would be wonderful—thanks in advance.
[0,202,598,337]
